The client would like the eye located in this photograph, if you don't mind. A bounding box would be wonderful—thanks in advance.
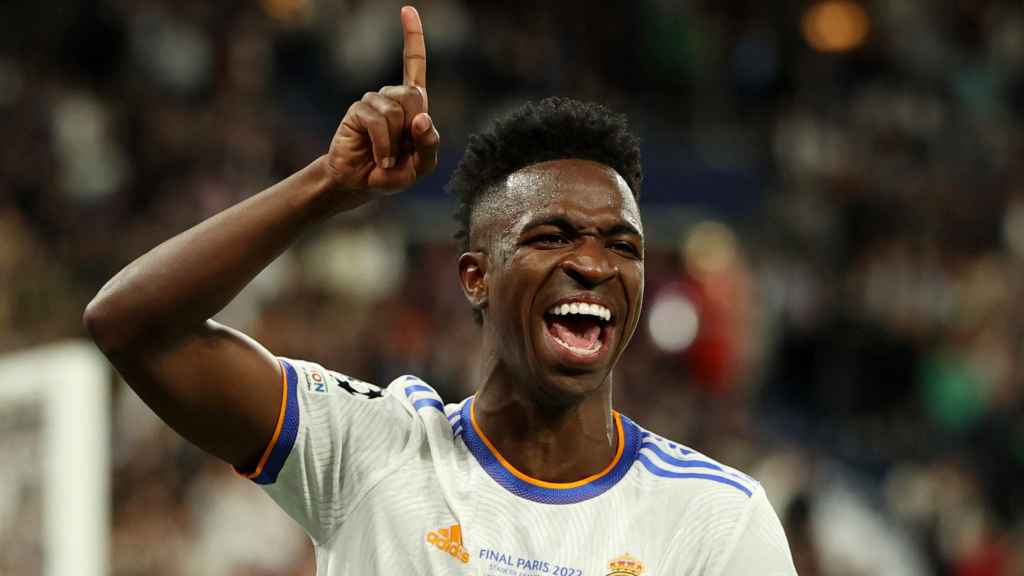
[530,233,570,248]
[610,240,641,257]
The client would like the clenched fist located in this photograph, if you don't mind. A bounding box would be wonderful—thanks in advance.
[324,6,439,195]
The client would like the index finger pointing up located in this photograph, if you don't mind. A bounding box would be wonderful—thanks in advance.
[401,6,427,92]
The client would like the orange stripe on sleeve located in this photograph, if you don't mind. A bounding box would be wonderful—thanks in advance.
[234,358,289,479]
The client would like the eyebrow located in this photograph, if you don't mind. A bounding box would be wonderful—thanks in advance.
[520,215,642,238]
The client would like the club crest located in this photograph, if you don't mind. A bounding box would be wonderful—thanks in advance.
[606,553,645,576]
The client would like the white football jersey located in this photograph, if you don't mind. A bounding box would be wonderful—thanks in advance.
[239,358,796,576]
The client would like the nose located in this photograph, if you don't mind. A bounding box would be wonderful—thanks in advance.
[560,237,616,288]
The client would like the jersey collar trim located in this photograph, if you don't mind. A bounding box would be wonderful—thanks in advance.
[460,397,640,504]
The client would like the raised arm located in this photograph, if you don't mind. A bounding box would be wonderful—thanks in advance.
[83,6,438,471]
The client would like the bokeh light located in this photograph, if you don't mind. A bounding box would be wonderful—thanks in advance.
[683,220,739,277]
[3,1,1023,574]
[802,0,870,53]
[260,0,312,27]
[647,291,700,353]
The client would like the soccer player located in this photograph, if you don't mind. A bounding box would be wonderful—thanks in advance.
[85,6,796,575]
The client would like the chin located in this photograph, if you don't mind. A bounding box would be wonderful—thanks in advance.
[529,365,612,408]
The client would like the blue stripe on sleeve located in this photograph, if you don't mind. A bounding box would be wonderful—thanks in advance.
[404,383,435,397]
[641,442,755,488]
[641,442,725,471]
[413,397,444,412]
[253,360,300,485]
[641,431,694,454]
[637,454,753,497]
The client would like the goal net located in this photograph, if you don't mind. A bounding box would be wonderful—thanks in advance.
[0,340,109,576]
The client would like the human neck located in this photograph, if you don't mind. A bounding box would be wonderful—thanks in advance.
[472,365,618,484]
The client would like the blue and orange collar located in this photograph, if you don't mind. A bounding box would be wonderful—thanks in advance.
[460,397,640,504]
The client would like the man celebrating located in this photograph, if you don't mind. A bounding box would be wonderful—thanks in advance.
[85,6,796,575]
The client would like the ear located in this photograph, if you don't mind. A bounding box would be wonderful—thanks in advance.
[458,251,488,312]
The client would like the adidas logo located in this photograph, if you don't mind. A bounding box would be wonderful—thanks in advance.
[426,524,470,564]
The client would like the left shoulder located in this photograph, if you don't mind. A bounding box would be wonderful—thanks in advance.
[387,374,447,415]
[624,417,762,502]
[620,419,796,574]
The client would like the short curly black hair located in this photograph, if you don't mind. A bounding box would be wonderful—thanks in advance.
[447,97,642,252]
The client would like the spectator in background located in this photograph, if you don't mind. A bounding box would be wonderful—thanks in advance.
[0,0,1022,574]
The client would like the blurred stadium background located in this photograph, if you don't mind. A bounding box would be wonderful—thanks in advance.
[1,0,1023,574]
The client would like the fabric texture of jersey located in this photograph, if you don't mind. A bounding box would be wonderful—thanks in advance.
[247,358,797,575]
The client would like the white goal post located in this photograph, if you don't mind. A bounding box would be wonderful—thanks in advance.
[0,340,109,576]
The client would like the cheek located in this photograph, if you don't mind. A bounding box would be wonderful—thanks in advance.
[624,262,645,319]
[490,263,529,328]
[497,256,546,328]
[622,261,644,292]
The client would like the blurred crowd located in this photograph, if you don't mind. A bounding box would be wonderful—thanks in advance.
[1,0,1023,574]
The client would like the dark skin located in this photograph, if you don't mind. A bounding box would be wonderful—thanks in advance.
[84,6,437,471]
[85,7,644,485]
[459,160,644,481]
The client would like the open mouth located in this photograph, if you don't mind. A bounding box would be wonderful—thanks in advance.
[543,301,613,362]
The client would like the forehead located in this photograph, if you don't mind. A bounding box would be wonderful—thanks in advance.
[471,159,642,240]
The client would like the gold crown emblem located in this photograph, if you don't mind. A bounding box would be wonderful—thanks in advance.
[606,553,645,576]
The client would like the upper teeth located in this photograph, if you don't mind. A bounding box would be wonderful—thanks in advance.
[548,302,611,322]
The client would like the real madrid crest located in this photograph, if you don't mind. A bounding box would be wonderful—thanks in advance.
[606,553,645,576]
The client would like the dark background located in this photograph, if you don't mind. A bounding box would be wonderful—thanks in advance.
[1,0,1022,574]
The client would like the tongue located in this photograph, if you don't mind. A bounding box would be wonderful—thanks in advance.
[549,317,602,350]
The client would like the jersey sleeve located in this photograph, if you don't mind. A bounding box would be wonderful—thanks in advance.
[714,486,797,576]
[659,484,796,576]
[235,357,416,543]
